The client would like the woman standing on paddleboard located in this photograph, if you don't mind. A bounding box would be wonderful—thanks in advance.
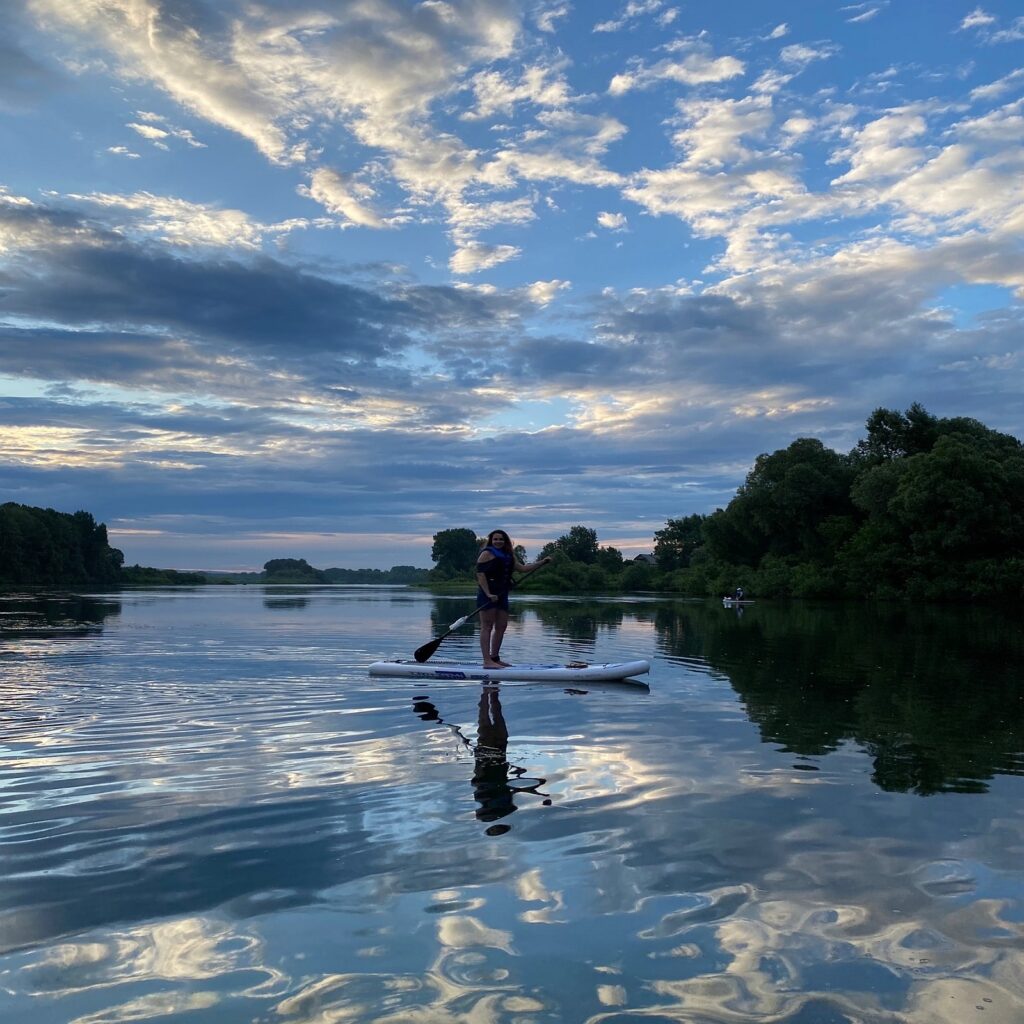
[476,530,551,668]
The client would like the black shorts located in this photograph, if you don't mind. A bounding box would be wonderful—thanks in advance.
[477,587,509,611]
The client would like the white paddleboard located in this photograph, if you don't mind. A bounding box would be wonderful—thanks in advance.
[368,659,651,683]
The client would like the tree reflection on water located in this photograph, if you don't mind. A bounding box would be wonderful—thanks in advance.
[651,599,1024,795]
[0,590,122,636]
[420,592,1023,796]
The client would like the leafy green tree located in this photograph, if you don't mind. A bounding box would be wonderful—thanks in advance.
[701,506,762,570]
[649,404,1024,601]
[0,503,123,585]
[855,402,940,463]
[596,545,625,571]
[836,518,911,599]
[653,514,706,570]
[893,434,1023,558]
[842,423,1024,598]
[430,527,480,579]
[263,558,323,582]
[386,565,430,584]
[704,438,857,567]
[542,525,599,564]
[620,560,654,591]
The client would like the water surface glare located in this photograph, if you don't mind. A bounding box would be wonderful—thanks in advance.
[1,586,1022,1023]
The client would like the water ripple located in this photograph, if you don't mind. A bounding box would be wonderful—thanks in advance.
[1,588,1022,1023]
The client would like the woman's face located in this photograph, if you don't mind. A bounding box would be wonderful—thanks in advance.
[489,533,507,547]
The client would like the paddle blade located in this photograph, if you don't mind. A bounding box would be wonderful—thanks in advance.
[413,634,446,663]
[414,601,490,662]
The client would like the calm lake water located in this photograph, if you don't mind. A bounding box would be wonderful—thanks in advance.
[1,586,1022,1024]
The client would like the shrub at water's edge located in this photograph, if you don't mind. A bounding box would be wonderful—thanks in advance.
[120,565,207,585]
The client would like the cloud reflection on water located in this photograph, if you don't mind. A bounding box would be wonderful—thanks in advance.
[0,588,1022,1022]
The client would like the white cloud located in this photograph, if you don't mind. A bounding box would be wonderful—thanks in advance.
[449,240,522,274]
[767,24,789,40]
[107,146,140,158]
[952,98,1024,145]
[34,0,297,162]
[609,49,745,95]
[463,61,573,121]
[842,2,888,24]
[383,127,482,200]
[959,8,997,30]
[300,168,386,228]
[594,0,665,33]
[886,143,1024,236]
[128,122,169,142]
[483,111,628,188]
[526,279,571,304]
[830,107,929,185]
[622,165,800,238]
[31,0,520,176]
[969,68,1024,101]
[780,43,840,67]
[621,85,1024,283]
[671,95,774,166]
[535,1,571,33]
[127,120,204,149]
[956,8,1024,42]
[57,190,307,249]
[991,18,1024,43]
[597,211,628,230]
[781,115,815,139]
[752,68,797,95]
[446,195,537,245]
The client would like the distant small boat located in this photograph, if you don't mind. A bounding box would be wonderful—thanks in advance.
[722,597,755,606]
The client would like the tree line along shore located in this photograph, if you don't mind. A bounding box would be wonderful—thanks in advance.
[3,405,1022,601]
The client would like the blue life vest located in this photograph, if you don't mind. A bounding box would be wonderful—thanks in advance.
[477,545,512,590]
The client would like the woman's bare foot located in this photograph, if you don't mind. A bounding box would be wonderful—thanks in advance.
[483,659,504,669]
[490,658,511,668]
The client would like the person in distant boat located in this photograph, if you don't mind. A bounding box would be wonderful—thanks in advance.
[476,529,551,668]
[734,586,744,601]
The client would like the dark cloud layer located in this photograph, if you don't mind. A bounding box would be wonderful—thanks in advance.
[5,245,411,359]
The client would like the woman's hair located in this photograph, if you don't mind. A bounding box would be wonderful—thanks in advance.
[485,529,513,554]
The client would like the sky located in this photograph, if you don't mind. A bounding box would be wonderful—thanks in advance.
[1,1,1023,570]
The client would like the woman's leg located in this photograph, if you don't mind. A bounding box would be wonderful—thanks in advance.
[480,608,498,666]
[489,610,510,665]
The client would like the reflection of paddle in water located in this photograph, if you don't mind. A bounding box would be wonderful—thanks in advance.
[412,684,549,836]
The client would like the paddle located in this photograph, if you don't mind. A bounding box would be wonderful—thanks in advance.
[413,560,549,663]
[413,600,497,664]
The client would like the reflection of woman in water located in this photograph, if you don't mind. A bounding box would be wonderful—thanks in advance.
[472,685,514,829]
[411,685,548,836]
